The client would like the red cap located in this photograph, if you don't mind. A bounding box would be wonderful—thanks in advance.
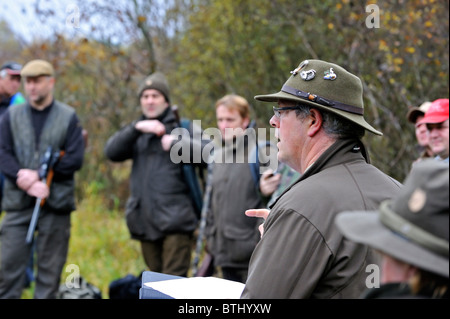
[417,98,449,125]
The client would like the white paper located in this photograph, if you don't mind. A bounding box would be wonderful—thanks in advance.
[144,276,245,299]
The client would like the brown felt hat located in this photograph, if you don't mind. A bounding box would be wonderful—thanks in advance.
[255,59,383,135]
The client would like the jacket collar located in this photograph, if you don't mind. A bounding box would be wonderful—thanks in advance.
[269,138,369,209]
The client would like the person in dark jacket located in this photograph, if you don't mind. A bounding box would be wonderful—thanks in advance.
[0,59,85,299]
[242,59,401,298]
[336,159,448,299]
[0,61,26,212]
[205,94,268,283]
[0,61,26,119]
[104,72,205,277]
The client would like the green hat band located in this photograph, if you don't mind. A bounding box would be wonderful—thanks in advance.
[379,200,449,257]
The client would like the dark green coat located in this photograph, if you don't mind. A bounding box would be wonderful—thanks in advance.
[242,138,402,299]
[104,107,199,241]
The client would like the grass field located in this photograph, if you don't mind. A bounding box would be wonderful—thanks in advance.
[13,190,148,299]
[1,180,210,299]
[59,194,147,299]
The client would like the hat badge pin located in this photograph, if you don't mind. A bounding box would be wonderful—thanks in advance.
[290,60,309,76]
[300,69,316,81]
[408,188,427,213]
[324,68,337,80]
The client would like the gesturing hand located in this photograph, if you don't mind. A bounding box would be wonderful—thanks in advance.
[245,209,270,238]
[135,120,166,136]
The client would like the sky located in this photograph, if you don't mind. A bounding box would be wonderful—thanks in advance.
[0,0,123,44]
[1,0,75,42]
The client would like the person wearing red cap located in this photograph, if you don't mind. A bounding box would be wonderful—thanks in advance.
[417,98,449,163]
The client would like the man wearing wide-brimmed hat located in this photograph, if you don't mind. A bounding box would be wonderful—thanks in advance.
[336,159,448,298]
[242,59,401,298]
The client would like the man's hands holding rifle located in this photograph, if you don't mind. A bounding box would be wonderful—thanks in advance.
[16,169,50,199]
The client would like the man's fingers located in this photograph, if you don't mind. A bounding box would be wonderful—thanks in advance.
[245,209,270,220]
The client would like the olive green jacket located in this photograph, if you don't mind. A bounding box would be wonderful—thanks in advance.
[242,138,402,299]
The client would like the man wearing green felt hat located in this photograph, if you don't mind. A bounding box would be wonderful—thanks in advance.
[242,59,402,299]
[336,159,448,298]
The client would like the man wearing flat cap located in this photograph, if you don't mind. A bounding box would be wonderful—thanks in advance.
[243,59,401,298]
[336,159,448,298]
[0,59,85,298]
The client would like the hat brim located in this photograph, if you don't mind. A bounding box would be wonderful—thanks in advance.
[5,70,21,75]
[406,108,424,124]
[255,91,383,136]
[416,115,449,125]
[335,211,449,278]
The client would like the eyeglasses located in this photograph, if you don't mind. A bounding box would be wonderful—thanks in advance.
[273,105,302,118]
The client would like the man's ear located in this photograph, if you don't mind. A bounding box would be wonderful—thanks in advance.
[48,76,56,88]
[307,108,323,137]
[242,117,250,129]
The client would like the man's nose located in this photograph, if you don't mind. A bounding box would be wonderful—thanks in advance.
[269,115,279,128]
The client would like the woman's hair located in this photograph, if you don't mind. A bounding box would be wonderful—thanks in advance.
[215,94,250,120]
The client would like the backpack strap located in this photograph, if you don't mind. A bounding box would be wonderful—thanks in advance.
[179,118,203,219]
[248,140,274,190]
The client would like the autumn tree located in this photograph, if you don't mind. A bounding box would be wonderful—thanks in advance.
[2,0,448,207]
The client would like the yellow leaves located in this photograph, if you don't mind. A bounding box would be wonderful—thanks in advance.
[405,47,416,54]
[424,20,433,28]
[379,40,389,51]
[393,57,404,65]
[328,23,334,30]
[137,16,147,23]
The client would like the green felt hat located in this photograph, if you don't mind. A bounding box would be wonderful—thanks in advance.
[255,59,382,136]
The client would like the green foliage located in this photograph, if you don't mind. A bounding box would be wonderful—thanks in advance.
[4,0,447,199]
[169,0,449,181]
